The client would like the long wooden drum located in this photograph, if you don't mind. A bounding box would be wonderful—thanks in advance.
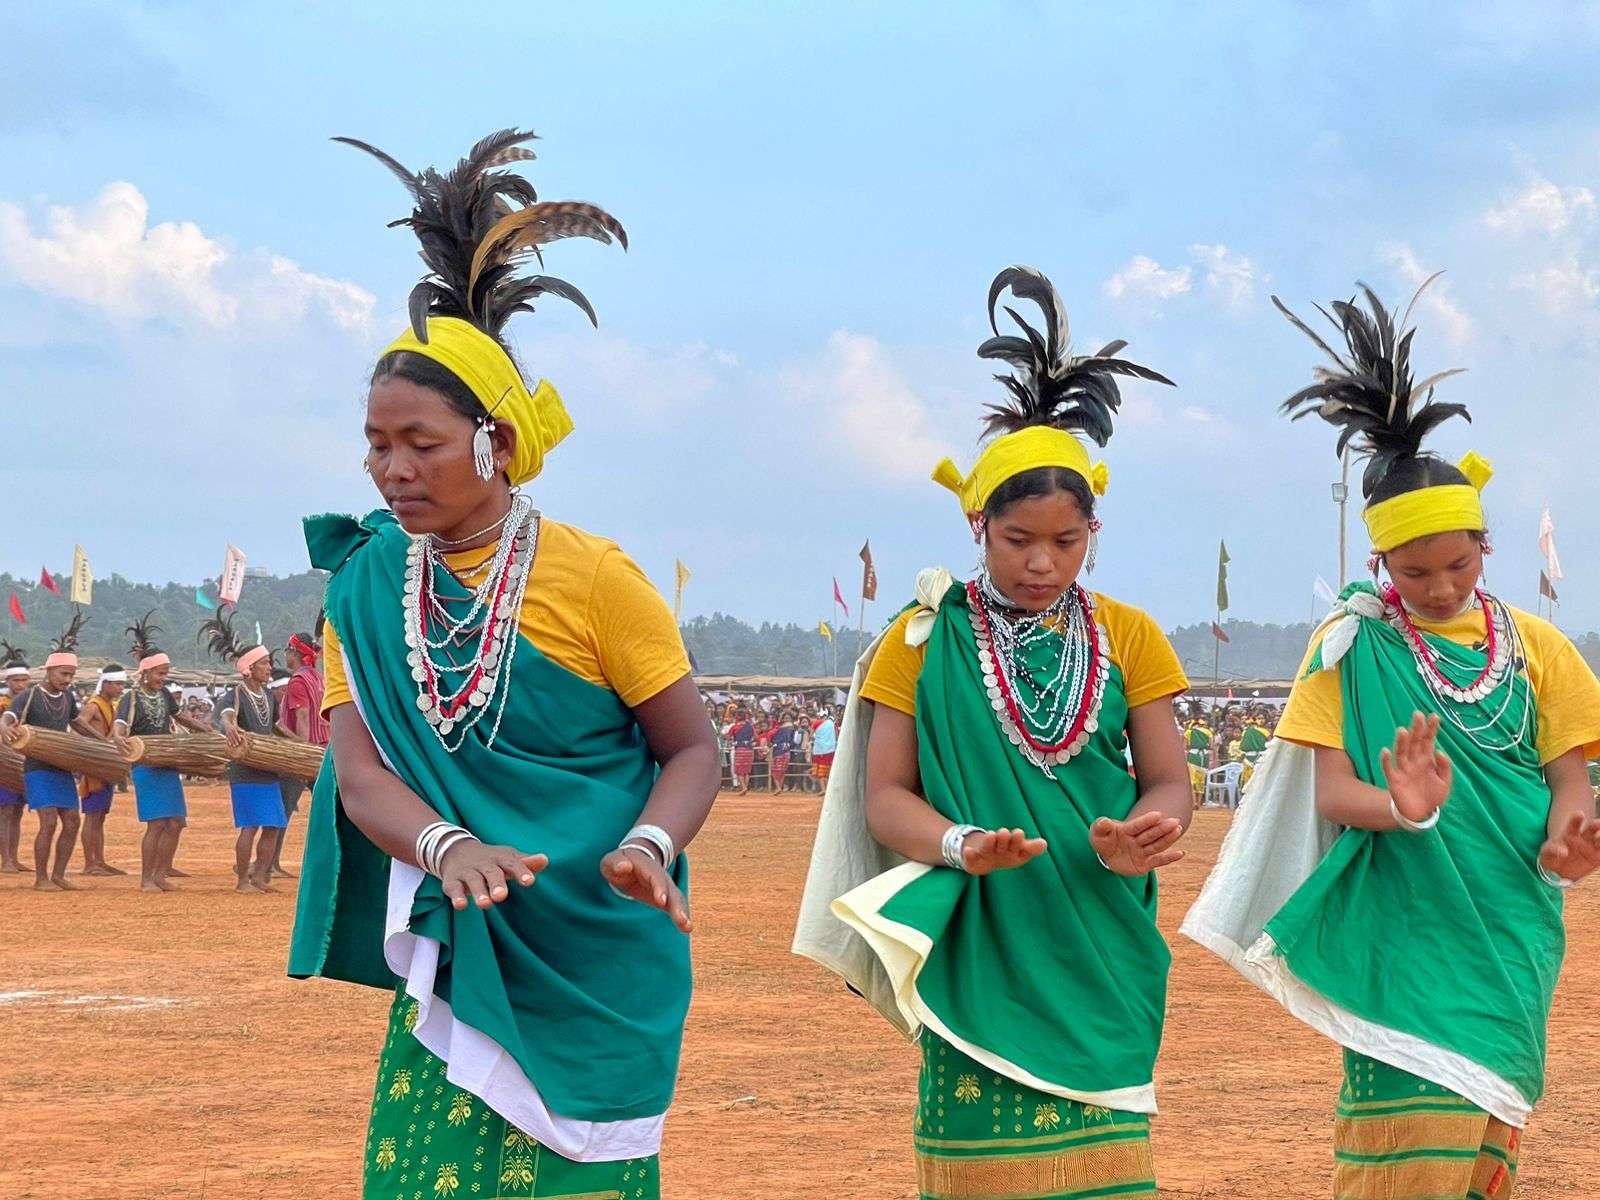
[12,726,132,784]
[226,731,326,783]
[0,745,23,794]
[123,733,231,778]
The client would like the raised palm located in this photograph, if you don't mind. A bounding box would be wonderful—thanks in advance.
[1381,712,1453,824]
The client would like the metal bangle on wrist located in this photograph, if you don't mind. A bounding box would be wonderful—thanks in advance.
[415,820,479,878]
[1388,796,1440,833]
[1537,861,1575,891]
[942,824,985,872]
[619,823,677,870]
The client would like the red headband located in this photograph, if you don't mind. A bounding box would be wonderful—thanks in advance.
[289,635,318,665]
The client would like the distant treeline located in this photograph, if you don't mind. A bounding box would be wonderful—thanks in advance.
[5,571,1596,680]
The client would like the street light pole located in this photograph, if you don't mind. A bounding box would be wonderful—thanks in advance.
[1334,448,1351,589]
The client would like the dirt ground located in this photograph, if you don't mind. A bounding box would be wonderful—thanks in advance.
[0,793,1596,1199]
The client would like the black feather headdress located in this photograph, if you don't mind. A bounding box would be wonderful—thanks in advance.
[335,127,627,343]
[0,640,27,672]
[127,610,163,663]
[1274,274,1468,499]
[198,610,248,664]
[50,608,88,655]
[977,265,1175,446]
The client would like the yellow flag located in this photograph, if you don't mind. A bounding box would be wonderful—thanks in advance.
[70,545,93,606]
[673,560,691,621]
[819,620,833,641]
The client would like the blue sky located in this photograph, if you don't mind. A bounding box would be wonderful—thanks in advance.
[4,1,1600,634]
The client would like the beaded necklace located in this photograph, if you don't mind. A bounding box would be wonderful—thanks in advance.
[967,574,1108,777]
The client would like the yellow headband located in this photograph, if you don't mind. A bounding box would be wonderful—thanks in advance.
[932,426,1108,513]
[381,316,573,487]
[1363,452,1492,553]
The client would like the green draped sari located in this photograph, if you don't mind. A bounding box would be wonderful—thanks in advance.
[1263,582,1561,1121]
[288,510,691,1156]
[833,582,1172,1112]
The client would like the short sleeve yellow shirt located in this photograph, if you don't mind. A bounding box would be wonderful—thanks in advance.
[861,590,1189,718]
[322,519,690,716]
[1277,602,1600,765]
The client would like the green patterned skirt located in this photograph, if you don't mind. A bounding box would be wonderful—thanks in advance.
[1334,1049,1519,1200]
[363,988,661,1200]
[913,1028,1156,1200]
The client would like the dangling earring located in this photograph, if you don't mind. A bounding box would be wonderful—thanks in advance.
[1366,554,1381,578]
[472,418,497,482]
[1087,518,1103,574]
[968,513,986,545]
[361,457,370,475]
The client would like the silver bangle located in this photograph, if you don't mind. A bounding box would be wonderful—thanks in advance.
[1389,795,1440,833]
[620,823,676,870]
[1538,860,1575,891]
[415,820,478,878]
[941,824,984,872]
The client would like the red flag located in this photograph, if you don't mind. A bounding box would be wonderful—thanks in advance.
[1211,622,1230,643]
[859,540,878,602]
[832,577,850,618]
[7,592,24,624]
[39,567,60,595]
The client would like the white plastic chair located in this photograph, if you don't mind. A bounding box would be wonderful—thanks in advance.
[1203,762,1245,809]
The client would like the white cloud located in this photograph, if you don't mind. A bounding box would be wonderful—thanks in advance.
[1103,255,1192,303]
[514,332,740,419]
[1190,243,1263,307]
[779,331,951,482]
[0,182,374,334]
[1483,174,1596,238]
[1182,406,1216,423]
[1512,253,1600,313]
[1383,243,1476,349]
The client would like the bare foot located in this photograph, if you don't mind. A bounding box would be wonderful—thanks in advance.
[1,862,25,874]
[235,879,256,893]
[84,865,117,876]
[272,866,297,879]
[34,877,53,891]
[165,867,190,878]
[156,876,178,892]
[141,878,164,892]
[100,863,128,876]
[51,876,78,891]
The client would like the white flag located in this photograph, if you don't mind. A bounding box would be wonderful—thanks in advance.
[1538,507,1563,581]
[219,544,247,605]
[1313,575,1337,609]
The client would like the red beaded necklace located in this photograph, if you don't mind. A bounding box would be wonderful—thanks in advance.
[1381,583,1499,696]
[966,580,1106,758]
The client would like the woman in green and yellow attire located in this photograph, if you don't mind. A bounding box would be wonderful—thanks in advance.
[288,130,720,1200]
[1184,281,1600,1200]
[795,267,1194,1200]
[1183,708,1213,798]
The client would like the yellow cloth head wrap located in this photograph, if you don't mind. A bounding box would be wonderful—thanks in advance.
[1363,452,1492,553]
[381,316,573,487]
[932,426,1108,513]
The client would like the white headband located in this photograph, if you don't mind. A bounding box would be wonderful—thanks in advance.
[99,671,129,683]
[4,667,28,678]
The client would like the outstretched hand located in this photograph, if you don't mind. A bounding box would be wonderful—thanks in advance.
[1089,812,1185,876]
[959,827,1047,875]
[1539,812,1600,885]
[438,840,547,911]
[602,847,693,933]
[1382,712,1453,825]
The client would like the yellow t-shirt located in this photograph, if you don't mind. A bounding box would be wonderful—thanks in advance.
[322,519,690,715]
[1277,602,1600,765]
[861,590,1188,717]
